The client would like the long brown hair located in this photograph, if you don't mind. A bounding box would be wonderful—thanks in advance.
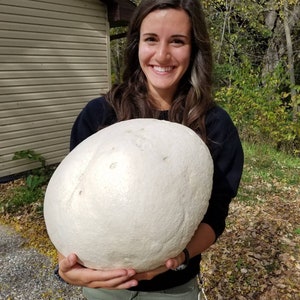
[106,0,214,140]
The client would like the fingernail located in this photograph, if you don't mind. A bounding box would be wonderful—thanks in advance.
[130,281,138,287]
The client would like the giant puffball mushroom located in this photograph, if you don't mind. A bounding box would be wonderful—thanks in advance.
[44,119,213,272]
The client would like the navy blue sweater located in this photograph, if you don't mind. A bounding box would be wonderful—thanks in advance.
[70,96,244,291]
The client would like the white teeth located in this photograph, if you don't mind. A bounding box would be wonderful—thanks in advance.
[153,66,173,72]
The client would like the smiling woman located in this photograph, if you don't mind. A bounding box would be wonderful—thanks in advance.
[52,0,244,299]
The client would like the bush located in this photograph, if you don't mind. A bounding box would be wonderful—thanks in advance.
[215,61,300,155]
[0,150,55,213]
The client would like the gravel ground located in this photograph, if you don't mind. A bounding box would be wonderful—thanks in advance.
[0,224,85,300]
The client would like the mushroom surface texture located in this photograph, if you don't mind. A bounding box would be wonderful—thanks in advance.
[44,119,213,272]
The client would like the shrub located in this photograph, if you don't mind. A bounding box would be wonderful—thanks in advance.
[1,150,55,213]
[215,61,300,155]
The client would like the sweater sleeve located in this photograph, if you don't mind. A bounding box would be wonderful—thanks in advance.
[201,106,244,239]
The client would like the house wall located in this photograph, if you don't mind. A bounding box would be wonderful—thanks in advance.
[0,0,111,179]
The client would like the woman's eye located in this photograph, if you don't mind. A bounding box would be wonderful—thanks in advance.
[172,39,185,45]
[145,37,157,43]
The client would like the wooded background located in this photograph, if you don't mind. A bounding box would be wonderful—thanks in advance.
[110,0,300,155]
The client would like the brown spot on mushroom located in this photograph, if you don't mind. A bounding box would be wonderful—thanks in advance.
[110,162,117,169]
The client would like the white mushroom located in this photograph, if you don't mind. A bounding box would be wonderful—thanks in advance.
[44,119,213,272]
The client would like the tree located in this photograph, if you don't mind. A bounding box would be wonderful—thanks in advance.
[283,1,299,121]
[205,0,300,153]
[110,27,127,84]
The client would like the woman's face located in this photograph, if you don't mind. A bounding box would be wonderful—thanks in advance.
[138,8,192,107]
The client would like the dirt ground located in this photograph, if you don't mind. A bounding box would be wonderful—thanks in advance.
[201,194,300,299]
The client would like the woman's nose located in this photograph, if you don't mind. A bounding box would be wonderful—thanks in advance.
[156,43,170,62]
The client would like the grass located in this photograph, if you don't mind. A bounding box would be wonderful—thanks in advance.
[0,178,46,214]
[2,185,44,213]
[237,141,300,203]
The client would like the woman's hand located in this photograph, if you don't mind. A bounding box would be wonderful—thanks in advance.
[132,251,186,281]
[58,253,138,289]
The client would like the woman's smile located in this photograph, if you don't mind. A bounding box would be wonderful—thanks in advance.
[152,66,174,74]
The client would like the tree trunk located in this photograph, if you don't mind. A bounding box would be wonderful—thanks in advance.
[283,2,298,121]
[262,4,300,79]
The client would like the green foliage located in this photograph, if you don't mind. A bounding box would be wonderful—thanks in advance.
[13,149,46,169]
[215,60,300,155]
[2,183,45,214]
[2,150,55,213]
[205,0,300,135]
[12,149,52,184]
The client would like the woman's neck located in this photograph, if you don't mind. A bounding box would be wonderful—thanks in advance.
[147,85,176,111]
[149,92,173,111]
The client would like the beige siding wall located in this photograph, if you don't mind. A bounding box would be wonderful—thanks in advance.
[0,0,110,179]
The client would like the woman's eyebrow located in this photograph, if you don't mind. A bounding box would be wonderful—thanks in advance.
[142,33,189,39]
[141,33,157,36]
[171,34,190,39]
